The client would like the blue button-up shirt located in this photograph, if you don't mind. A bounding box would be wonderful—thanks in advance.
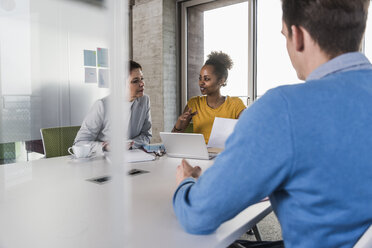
[307,52,372,81]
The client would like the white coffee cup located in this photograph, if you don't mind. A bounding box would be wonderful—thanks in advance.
[68,144,92,158]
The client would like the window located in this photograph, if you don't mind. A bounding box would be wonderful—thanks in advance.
[180,0,302,108]
[364,1,372,60]
[256,0,301,98]
[181,0,249,108]
[204,2,249,103]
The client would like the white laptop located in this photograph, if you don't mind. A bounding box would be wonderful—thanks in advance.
[160,132,217,160]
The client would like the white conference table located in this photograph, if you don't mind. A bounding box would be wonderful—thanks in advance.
[0,154,272,248]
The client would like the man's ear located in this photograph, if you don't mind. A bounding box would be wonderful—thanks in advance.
[291,25,304,52]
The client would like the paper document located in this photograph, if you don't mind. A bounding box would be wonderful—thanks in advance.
[97,47,109,67]
[98,69,109,88]
[126,149,155,163]
[84,50,96,66]
[85,67,97,83]
[207,117,238,149]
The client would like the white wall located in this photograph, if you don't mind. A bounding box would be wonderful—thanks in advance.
[0,0,32,143]
[0,0,110,143]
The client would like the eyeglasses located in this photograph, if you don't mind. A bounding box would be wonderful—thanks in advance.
[131,77,144,84]
[152,149,165,158]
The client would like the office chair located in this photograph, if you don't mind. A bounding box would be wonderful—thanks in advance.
[354,225,372,248]
[184,123,193,133]
[40,126,81,158]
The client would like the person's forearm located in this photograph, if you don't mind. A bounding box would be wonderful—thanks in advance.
[131,132,151,148]
[173,178,218,234]
[172,124,184,132]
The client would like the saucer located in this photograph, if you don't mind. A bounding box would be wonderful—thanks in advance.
[70,155,94,162]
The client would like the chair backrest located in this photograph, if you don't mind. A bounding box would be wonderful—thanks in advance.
[40,126,81,158]
[184,123,193,133]
[354,225,372,248]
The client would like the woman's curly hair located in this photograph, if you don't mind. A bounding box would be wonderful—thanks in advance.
[204,51,233,86]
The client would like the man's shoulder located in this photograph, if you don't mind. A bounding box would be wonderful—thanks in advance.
[267,76,341,98]
[278,69,372,93]
[260,83,305,102]
[263,81,329,107]
[261,69,372,109]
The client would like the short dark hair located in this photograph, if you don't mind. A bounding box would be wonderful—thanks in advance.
[282,0,370,58]
[204,51,233,85]
[130,60,142,72]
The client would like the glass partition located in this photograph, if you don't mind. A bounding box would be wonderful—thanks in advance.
[0,0,129,245]
[0,0,112,163]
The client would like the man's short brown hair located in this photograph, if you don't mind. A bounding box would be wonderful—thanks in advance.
[282,0,370,58]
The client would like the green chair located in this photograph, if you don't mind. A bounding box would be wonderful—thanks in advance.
[184,123,193,133]
[40,126,81,158]
[0,142,16,160]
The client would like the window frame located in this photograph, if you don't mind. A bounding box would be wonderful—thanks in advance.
[177,0,371,114]
[177,0,256,111]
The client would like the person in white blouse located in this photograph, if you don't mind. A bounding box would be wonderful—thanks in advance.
[74,60,152,154]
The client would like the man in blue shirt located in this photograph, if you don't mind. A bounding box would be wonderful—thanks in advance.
[173,0,372,247]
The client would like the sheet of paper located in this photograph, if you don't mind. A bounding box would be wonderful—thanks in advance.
[97,47,108,67]
[84,50,96,66]
[126,149,155,163]
[98,69,109,88]
[85,67,97,83]
[207,117,238,149]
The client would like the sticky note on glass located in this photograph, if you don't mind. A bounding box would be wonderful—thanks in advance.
[84,50,96,67]
[98,69,109,88]
[85,68,97,83]
[97,47,108,67]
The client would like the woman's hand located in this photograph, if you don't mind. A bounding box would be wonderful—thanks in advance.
[102,141,110,152]
[173,108,197,132]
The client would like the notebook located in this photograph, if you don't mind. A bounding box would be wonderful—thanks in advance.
[104,149,155,163]
[159,132,216,160]
[126,149,155,163]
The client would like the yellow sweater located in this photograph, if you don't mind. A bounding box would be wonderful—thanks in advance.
[187,96,246,144]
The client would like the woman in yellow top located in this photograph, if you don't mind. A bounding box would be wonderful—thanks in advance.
[172,51,246,144]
